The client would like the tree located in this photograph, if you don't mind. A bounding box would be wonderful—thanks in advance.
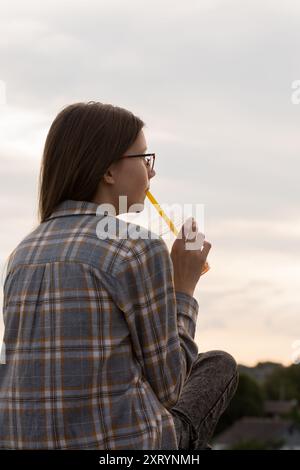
[264,365,300,402]
[229,438,284,450]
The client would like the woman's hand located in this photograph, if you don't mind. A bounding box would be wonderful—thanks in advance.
[170,218,211,298]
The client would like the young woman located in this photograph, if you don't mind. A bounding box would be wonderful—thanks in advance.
[0,101,238,450]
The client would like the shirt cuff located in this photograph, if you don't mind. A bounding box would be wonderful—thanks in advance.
[175,291,199,322]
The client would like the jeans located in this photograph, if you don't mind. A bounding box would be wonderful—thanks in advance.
[169,350,239,450]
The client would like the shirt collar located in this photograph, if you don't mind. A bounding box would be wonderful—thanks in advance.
[44,199,112,221]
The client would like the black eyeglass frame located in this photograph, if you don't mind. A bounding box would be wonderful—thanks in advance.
[117,153,155,171]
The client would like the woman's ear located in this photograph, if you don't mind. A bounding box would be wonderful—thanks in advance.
[102,164,116,185]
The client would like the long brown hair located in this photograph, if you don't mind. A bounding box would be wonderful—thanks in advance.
[38,101,145,223]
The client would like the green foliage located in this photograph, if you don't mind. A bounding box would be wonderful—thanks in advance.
[286,407,300,428]
[263,365,300,402]
[229,438,285,450]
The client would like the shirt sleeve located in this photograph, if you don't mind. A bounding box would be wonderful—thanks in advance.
[112,236,199,410]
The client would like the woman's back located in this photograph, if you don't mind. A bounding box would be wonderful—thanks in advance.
[0,199,199,449]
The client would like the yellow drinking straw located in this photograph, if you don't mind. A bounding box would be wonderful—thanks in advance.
[146,190,210,276]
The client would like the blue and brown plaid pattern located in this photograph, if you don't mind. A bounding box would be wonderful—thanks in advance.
[0,199,199,449]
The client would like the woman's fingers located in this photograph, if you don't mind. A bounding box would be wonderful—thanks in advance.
[182,217,197,241]
[201,240,212,259]
[179,218,211,255]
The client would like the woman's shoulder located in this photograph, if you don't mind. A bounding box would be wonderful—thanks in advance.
[118,220,169,257]
[105,221,171,277]
[3,215,171,280]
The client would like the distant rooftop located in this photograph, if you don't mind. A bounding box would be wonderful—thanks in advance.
[214,416,300,449]
[264,399,298,416]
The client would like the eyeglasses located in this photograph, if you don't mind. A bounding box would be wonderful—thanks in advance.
[117,153,155,172]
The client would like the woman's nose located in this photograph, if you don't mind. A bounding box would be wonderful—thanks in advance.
[150,168,156,178]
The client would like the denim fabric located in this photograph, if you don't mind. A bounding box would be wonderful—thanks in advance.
[169,350,239,450]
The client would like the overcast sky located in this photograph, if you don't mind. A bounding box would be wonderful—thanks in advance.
[0,0,299,366]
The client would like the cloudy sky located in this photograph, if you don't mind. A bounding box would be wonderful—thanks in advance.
[0,0,299,366]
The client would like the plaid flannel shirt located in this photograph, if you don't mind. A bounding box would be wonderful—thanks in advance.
[0,199,199,449]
